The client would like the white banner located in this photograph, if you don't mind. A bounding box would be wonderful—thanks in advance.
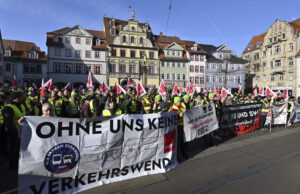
[271,103,287,125]
[183,103,219,142]
[19,112,178,194]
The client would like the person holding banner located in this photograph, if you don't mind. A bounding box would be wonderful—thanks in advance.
[142,93,152,114]
[181,94,193,110]
[260,96,270,131]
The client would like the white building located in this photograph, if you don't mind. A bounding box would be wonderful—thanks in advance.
[47,25,107,88]
[3,39,47,86]
[184,41,206,91]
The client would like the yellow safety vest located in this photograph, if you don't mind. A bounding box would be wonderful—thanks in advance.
[143,97,151,112]
[102,108,122,117]
[69,99,78,115]
[0,105,4,124]
[169,105,183,125]
[89,100,96,117]
[5,103,26,129]
[48,98,63,116]
[261,100,270,113]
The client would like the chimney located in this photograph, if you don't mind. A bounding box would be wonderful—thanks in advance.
[159,32,163,37]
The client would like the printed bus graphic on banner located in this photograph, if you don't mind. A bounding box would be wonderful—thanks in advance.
[164,130,176,153]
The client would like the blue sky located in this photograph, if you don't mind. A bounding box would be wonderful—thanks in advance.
[0,0,299,56]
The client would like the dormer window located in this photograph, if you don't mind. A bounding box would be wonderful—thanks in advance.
[110,20,115,27]
[96,39,100,46]
[193,44,197,51]
[131,26,135,31]
[256,42,262,48]
[5,50,11,57]
[111,28,116,36]
[28,50,38,59]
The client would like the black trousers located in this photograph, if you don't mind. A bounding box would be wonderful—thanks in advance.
[260,114,267,129]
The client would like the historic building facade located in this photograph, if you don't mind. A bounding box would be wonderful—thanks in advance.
[201,44,246,93]
[47,25,107,88]
[242,19,300,96]
[156,33,189,88]
[103,11,159,87]
[3,39,47,86]
[184,40,206,91]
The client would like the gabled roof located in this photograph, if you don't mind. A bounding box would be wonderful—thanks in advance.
[216,44,232,52]
[183,40,206,54]
[243,32,266,54]
[289,18,300,34]
[198,44,218,54]
[230,55,248,64]
[3,39,47,60]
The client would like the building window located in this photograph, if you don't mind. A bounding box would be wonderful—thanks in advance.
[95,51,100,58]
[111,49,116,57]
[212,76,216,82]
[182,74,186,80]
[279,74,284,81]
[177,74,180,80]
[275,60,281,67]
[263,75,266,82]
[190,65,194,72]
[195,55,199,61]
[190,55,194,61]
[183,63,185,68]
[231,64,234,70]
[289,43,294,52]
[123,36,126,43]
[149,52,154,59]
[120,65,126,73]
[109,64,116,73]
[75,50,81,58]
[162,74,165,80]
[167,50,170,56]
[207,64,210,69]
[129,65,136,73]
[282,34,285,39]
[162,62,164,67]
[23,64,41,73]
[96,39,101,46]
[195,66,199,73]
[140,51,144,58]
[85,50,91,58]
[149,65,155,74]
[54,63,62,73]
[131,36,135,43]
[274,45,281,53]
[131,26,135,31]
[289,58,293,66]
[94,65,101,74]
[200,77,204,84]
[172,73,176,80]
[177,62,180,68]
[5,63,11,72]
[65,48,72,57]
[218,75,222,83]
[270,62,273,69]
[172,62,175,68]
[271,75,274,81]
[139,37,143,44]
[74,64,82,74]
[200,55,204,62]
[130,50,136,58]
[85,65,91,74]
[274,37,277,42]
[76,37,81,44]
[86,38,91,45]
[213,64,216,69]
[167,62,170,67]
[121,50,126,57]
[65,63,73,73]
[28,51,38,59]
[177,51,180,56]
[195,77,199,84]
[172,51,175,56]
[232,75,236,83]
[167,73,170,80]
[55,48,61,56]
[200,66,204,73]
[5,50,11,57]
[206,76,210,83]
[111,28,116,36]
[289,72,293,80]
[263,63,266,71]
[65,37,70,43]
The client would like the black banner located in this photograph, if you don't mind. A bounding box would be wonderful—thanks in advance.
[220,103,262,135]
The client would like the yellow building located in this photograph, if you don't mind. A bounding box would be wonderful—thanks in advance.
[103,10,159,88]
[243,19,300,96]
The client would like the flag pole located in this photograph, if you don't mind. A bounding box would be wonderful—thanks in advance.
[269,107,272,133]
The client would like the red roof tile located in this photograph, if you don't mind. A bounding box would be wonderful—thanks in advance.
[289,18,300,34]
[3,39,46,60]
[243,32,266,54]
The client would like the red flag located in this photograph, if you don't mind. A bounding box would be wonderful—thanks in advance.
[284,87,288,101]
[253,84,257,96]
[266,86,277,98]
[158,79,166,98]
[87,71,93,89]
[213,85,216,95]
[44,79,52,91]
[206,88,209,93]
[258,87,264,96]
[172,84,178,95]
[114,83,126,95]
[40,79,46,97]
[276,91,282,96]
[13,75,17,87]
[127,78,133,88]
[179,84,182,96]
[217,88,220,98]
[238,84,242,94]
[136,80,147,97]
[189,79,194,95]
[220,87,232,102]
[64,82,71,90]
[186,84,190,94]
[101,82,109,93]
[195,87,198,93]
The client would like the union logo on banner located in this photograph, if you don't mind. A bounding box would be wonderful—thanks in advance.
[164,130,176,153]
